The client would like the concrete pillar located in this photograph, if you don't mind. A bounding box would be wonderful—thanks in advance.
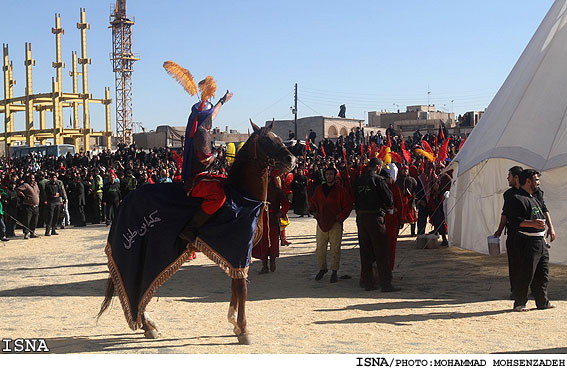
[70,51,79,129]
[70,51,80,151]
[24,42,35,147]
[8,61,14,133]
[77,8,91,151]
[52,13,65,96]
[52,77,63,144]
[105,87,112,149]
[2,44,12,146]
[39,108,46,145]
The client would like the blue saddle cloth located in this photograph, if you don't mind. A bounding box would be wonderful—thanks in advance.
[105,181,262,330]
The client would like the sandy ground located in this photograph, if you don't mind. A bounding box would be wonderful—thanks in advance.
[0,213,566,355]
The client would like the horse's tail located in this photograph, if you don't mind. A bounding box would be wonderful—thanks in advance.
[96,275,115,320]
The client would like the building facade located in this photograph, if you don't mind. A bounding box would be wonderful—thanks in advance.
[368,105,455,135]
[133,125,249,149]
[271,116,364,143]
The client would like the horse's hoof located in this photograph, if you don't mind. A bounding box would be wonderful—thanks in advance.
[144,329,161,339]
[237,333,251,345]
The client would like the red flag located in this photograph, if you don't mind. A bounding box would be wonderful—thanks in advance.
[390,151,403,163]
[378,145,387,161]
[458,134,467,151]
[401,140,411,163]
[387,134,391,148]
[305,134,310,151]
[371,142,378,158]
[321,145,326,157]
[361,141,364,156]
[433,135,438,149]
[437,138,450,163]
[172,150,183,170]
[422,140,434,154]
[285,172,294,187]
[440,127,445,140]
[342,147,351,185]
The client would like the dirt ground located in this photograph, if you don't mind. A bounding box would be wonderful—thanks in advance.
[0,213,566,355]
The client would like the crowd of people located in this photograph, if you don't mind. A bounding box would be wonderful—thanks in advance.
[252,125,459,293]
[0,145,188,239]
[0,127,456,266]
[1,121,555,310]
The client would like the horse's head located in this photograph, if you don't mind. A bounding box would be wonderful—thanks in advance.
[249,119,296,173]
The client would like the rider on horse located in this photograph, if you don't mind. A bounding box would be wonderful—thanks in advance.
[179,90,234,242]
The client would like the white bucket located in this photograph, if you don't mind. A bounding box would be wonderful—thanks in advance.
[416,234,439,249]
[487,236,500,256]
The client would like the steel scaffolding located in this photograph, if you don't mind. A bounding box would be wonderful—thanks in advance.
[1,10,112,152]
[110,0,138,146]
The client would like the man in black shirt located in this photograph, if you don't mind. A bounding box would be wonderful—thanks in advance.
[68,174,87,227]
[495,166,523,237]
[494,165,523,297]
[504,169,556,312]
[354,158,400,292]
[44,172,63,236]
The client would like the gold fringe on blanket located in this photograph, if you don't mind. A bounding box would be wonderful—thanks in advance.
[105,241,195,330]
[192,238,249,280]
[105,236,250,331]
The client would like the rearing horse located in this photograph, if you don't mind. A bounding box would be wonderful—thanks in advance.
[97,119,296,345]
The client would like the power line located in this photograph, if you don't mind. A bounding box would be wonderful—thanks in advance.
[297,98,323,116]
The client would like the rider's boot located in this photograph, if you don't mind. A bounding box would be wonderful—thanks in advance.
[179,209,212,243]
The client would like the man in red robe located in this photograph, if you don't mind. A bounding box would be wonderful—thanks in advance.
[385,175,403,271]
[252,172,290,274]
[396,165,418,236]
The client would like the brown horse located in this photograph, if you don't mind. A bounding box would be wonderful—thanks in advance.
[98,119,296,345]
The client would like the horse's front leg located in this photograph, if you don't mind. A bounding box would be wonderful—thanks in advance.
[231,278,250,345]
[142,311,161,339]
[228,280,239,335]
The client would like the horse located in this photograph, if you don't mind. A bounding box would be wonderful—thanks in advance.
[97,119,296,345]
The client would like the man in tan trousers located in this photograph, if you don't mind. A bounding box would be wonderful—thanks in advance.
[309,166,353,283]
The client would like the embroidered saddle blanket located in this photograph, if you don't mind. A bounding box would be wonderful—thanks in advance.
[105,181,263,330]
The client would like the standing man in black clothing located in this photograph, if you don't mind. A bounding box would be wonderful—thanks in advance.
[44,172,63,236]
[504,169,556,312]
[494,165,523,297]
[103,173,121,226]
[354,158,400,292]
[68,174,87,227]
[308,129,317,146]
[494,166,524,238]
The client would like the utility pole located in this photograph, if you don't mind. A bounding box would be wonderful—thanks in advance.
[294,83,298,139]
[427,84,431,112]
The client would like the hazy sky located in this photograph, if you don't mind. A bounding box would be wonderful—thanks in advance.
[0,0,555,134]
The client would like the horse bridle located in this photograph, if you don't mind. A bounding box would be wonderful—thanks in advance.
[247,133,284,169]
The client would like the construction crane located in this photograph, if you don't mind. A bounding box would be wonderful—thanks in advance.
[110,0,138,146]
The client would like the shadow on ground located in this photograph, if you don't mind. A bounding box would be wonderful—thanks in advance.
[43,333,238,354]
[2,235,567,311]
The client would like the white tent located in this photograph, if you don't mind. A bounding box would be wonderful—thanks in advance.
[447,0,567,264]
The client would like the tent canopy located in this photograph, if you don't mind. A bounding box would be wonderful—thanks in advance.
[448,0,567,264]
